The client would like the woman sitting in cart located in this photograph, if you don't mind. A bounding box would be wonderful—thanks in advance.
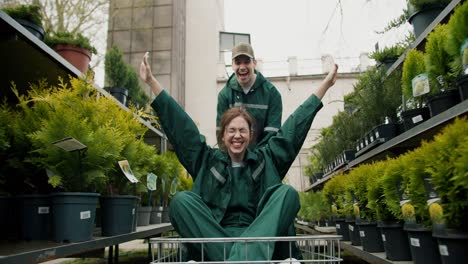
[140,52,338,262]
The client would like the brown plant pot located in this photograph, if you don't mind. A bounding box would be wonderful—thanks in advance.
[53,44,92,74]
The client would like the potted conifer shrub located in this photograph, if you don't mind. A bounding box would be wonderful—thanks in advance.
[445,1,468,100]
[424,24,460,117]
[104,46,129,105]
[1,4,45,40]
[323,174,350,241]
[402,148,441,264]
[401,49,431,131]
[370,158,412,261]
[45,31,97,74]
[407,0,451,38]
[422,118,468,263]
[370,44,407,70]
[350,163,385,253]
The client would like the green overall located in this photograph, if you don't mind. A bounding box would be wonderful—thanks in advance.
[151,90,323,261]
[217,71,282,148]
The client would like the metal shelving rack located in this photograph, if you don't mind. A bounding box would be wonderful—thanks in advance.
[306,0,467,192]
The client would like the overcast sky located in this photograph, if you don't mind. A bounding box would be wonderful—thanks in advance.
[223,0,412,74]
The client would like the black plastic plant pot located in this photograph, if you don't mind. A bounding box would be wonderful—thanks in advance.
[334,218,350,241]
[378,222,412,261]
[346,219,361,246]
[457,74,468,101]
[162,206,171,223]
[357,221,384,253]
[408,5,446,38]
[105,87,128,105]
[100,195,138,236]
[17,194,51,240]
[51,192,99,242]
[405,225,441,264]
[400,107,430,132]
[426,89,461,117]
[15,18,45,40]
[342,150,355,163]
[0,196,18,240]
[433,229,468,264]
[373,123,398,140]
[150,206,163,224]
[137,206,152,226]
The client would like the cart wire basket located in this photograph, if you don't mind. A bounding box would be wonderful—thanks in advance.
[150,235,342,263]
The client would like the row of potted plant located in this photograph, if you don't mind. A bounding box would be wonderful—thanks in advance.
[305,0,467,176]
[0,77,189,242]
[1,3,97,74]
[318,117,467,263]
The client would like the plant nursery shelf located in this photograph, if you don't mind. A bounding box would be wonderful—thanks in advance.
[307,99,468,192]
[0,223,173,264]
[340,241,413,264]
[0,11,166,141]
[385,0,463,77]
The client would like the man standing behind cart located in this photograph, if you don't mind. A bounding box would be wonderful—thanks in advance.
[140,52,338,262]
[217,42,282,148]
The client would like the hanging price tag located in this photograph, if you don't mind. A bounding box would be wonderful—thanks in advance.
[412,73,430,97]
[118,160,138,183]
[147,173,157,191]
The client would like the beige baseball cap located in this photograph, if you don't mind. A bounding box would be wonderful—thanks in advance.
[232,42,255,59]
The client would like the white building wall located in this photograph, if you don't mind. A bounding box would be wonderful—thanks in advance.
[185,0,224,146]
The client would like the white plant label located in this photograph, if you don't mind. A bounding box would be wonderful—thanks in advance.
[336,224,340,229]
[349,225,354,231]
[439,245,449,256]
[80,210,91,220]
[412,73,430,97]
[132,208,135,215]
[38,207,49,214]
[382,234,386,242]
[118,160,138,183]
[157,213,162,217]
[412,115,423,124]
[410,237,420,247]
[359,231,365,237]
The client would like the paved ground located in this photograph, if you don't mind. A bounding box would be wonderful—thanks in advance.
[41,239,149,264]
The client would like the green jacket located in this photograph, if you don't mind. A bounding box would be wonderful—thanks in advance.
[152,90,322,223]
[217,72,282,147]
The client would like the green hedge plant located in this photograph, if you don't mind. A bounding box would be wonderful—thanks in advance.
[445,0,468,76]
[423,117,468,230]
[15,77,150,193]
[424,24,455,93]
[402,49,427,108]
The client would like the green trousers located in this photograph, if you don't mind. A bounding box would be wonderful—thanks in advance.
[169,184,301,261]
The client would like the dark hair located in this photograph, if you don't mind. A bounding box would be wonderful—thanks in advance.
[217,107,254,151]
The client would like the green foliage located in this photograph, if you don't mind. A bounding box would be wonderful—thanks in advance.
[14,77,151,193]
[104,46,128,88]
[402,147,432,227]
[323,174,350,218]
[445,0,468,76]
[422,118,468,229]
[424,24,454,93]
[409,0,451,11]
[377,8,410,34]
[45,31,97,54]
[126,65,150,108]
[298,191,330,222]
[401,49,426,107]
[370,45,406,64]
[382,157,407,221]
[104,46,150,108]
[353,66,401,126]
[1,4,42,26]
[367,161,395,222]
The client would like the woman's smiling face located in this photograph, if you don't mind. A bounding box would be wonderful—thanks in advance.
[222,116,252,162]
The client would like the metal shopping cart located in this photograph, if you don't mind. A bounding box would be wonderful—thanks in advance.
[149,235,342,263]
